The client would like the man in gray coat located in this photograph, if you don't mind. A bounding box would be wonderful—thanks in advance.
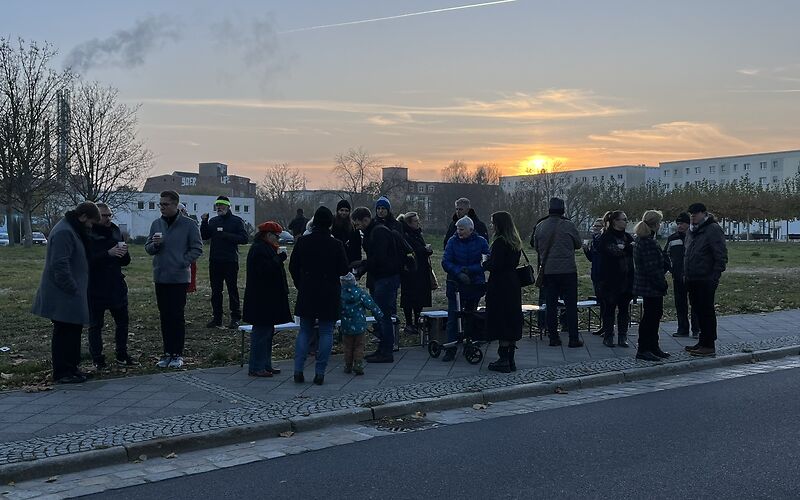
[534,197,583,348]
[32,202,101,383]
[145,190,203,369]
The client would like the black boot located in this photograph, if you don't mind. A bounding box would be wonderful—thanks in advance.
[487,346,512,373]
[508,344,517,372]
[602,332,616,348]
[617,332,630,348]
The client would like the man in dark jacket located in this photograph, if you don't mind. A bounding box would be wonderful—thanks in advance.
[352,206,401,363]
[201,195,249,329]
[87,203,136,369]
[331,199,362,264]
[533,197,583,348]
[287,208,309,238]
[32,202,101,383]
[443,197,489,248]
[683,203,728,357]
[664,212,700,338]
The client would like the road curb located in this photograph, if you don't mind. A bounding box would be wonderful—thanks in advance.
[2,345,797,483]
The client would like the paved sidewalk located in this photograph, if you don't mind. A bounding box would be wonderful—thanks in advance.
[1,310,799,473]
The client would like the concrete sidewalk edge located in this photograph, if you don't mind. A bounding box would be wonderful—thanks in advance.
[2,345,798,483]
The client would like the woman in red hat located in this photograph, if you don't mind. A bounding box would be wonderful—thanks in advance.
[242,221,293,376]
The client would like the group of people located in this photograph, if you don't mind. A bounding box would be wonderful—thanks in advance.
[32,188,727,385]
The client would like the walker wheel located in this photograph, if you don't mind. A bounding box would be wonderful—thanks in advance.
[428,341,442,358]
[464,345,483,364]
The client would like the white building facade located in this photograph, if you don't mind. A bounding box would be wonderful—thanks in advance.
[500,165,658,194]
[659,150,800,190]
[114,193,256,239]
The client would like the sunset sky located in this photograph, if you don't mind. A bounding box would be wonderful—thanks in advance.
[5,0,800,187]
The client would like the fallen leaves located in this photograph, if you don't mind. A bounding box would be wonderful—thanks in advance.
[45,476,58,483]
[164,452,177,459]
[279,430,295,438]
[554,387,569,395]
[472,404,487,410]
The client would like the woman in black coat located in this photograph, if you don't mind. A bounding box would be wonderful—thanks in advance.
[398,212,433,335]
[632,210,670,361]
[288,206,349,385]
[331,199,362,265]
[483,211,523,373]
[597,210,635,348]
[242,221,293,377]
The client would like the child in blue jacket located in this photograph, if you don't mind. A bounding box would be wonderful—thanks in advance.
[339,273,383,375]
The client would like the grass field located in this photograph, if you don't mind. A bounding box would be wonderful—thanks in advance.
[1,238,799,388]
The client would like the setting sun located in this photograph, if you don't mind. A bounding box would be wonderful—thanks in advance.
[518,155,565,175]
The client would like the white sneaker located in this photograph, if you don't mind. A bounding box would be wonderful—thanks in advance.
[168,356,184,369]
[156,355,171,368]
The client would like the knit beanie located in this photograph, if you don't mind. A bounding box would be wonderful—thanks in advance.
[675,212,690,224]
[455,216,474,230]
[313,206,334,230]
[257,221,283,234]
[336,199,352,211]
[375,196,391,211]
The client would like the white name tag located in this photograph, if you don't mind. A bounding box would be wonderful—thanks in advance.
[669,240,683,247]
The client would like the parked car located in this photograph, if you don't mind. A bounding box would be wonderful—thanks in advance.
[278,230,295,245]
[31,232,48,245]
[0,232,9,246]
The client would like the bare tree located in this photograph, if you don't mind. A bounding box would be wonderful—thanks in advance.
[0,38,73,247]
[256,163,307,226]
[473,163,501,185]
[440,159,471,184]
[332,147,382,206]
[67,81,153,209]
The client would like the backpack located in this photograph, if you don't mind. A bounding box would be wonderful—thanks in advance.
[391,229,418,274]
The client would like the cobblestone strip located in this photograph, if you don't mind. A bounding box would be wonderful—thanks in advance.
[0,335,798,466]
[166,373,265,408]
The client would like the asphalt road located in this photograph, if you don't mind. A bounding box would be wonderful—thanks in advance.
[86,368,800,499]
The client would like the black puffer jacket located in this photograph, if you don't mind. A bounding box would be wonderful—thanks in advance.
[88,222,131,308]
[200,211,249,263]
[684,215,727,282]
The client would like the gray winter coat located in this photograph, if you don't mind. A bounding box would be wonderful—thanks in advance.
[533,215,582,275]
[684,215,727,283]
[31,217,90,324]
[145,215,204,284]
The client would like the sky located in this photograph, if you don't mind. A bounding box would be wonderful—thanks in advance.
[4,0,800,188]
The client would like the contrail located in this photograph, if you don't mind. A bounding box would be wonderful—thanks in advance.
[279,0,519,34]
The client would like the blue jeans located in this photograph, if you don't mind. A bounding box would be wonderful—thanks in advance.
[373,275,400,354]
[294,318,335,375]
[446,281,481,344]
[249,324,274,373]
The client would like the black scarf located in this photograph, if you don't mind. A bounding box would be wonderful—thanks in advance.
[162,213,179,227]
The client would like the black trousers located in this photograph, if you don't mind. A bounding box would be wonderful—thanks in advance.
[673,278,700,334]
[155,283,188,356]
[87,301,129,361]
[601,293,632,337]
[686,280,718,348]
[544,273,579,341]
[638,296,664,353]
[403,306,422,327]
[52,321,82,380]
[210,260,241,321]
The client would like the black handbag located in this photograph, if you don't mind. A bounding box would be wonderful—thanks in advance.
[516,249,535,288]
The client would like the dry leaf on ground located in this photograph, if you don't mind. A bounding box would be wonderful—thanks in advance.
[472,404,488,410]
[164,452,177,459]
[555,387,568,394]
[279,431,295,438]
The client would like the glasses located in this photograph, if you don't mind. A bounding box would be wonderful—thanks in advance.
[159,202,174,207]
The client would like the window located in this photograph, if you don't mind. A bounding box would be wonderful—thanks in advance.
[673,169,678,175]
[695,167,701,174]
[674,182,679,188]
[148,201,155,210]
[709,165,716,174]
[772,176,779,183]
[600,175,604,181]
[758,177,767,185]
[137,201,144,210]
[618,174,623,179]
[694,180,701,186]
[733,164,738,172]
[428,185,435,193]
[582,176,588,182]
[592,176,597,181]
[744,163,751,170]
[772,160,780,169]
[685,168,690,174]
[720,164,726,173]
[234,205,241,212]
[244,205,249,213]
[685,181,690,187]
[664,170,668,177]
[759,161,767,170]
[193,203,197,211]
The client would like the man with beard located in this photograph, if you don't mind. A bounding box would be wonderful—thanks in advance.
[331,199,362,265]
[443,197,489,249]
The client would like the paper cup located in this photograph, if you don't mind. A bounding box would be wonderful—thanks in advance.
[117,242,126,248]
[154,232,162,238]
[216,227,223,232]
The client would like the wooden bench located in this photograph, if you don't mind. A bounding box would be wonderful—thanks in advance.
[237,317,398,367]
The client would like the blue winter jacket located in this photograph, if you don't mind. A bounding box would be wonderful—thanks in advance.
[442,233,489,285]
[339,282,383,336]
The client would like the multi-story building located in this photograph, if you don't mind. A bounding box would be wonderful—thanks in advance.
[499,164,658,194]
[142,162,257,198]
[659,149,800,189]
